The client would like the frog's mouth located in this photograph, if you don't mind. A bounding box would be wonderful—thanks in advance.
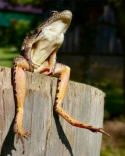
[30,10,72,66]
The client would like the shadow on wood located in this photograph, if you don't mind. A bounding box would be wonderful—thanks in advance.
[0,119,16,156]
[53,111,73,156]
[0,67,105,156]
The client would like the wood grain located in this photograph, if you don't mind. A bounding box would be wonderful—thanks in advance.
[0,66,105,156]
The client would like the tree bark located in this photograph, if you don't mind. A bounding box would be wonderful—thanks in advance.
[0,66,105,156]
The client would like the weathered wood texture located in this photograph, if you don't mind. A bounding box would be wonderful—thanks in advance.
[0,67,105,156]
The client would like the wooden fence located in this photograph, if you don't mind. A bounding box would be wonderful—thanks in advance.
[0,67,105,156]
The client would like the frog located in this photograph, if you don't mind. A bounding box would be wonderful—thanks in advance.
[13,10,109,144]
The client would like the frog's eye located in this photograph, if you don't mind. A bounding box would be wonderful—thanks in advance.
[51,10,58,15]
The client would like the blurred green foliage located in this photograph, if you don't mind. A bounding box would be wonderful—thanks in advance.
[0,12,42,49]
[10,19,30,48]
[0,20,30,48]
[11,0,44,6]
[91,78,124,119]
[0,12,42,66]
[17,0,35,4]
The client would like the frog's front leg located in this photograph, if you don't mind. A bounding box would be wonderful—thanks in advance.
[13,56,30,143]
[52,63,110,136]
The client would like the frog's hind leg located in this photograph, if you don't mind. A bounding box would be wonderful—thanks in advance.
[13,56,30,143]
[53,63,110,136]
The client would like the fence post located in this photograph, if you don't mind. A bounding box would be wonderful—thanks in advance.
[0,66,105,156]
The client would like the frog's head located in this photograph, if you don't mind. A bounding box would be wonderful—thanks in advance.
[22,10,72,65]
[43,10,72,34]
[29,10,72,41]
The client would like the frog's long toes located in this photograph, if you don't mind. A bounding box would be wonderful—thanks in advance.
[15,129,30,143]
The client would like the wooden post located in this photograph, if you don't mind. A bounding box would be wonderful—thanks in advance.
[0,66,105,156]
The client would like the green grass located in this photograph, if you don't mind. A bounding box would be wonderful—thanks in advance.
[101,147,125,156]
[0,46,19,67]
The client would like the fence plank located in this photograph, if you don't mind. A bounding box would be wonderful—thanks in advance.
[0,66,105,156]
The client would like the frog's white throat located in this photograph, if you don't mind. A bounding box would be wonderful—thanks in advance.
[31,19,69,67]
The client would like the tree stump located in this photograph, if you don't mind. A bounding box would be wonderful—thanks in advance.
[0,66,105,156]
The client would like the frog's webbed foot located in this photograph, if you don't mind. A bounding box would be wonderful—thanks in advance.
[14,125,30,142]
[14,117,31,154]
[15,128,30,154]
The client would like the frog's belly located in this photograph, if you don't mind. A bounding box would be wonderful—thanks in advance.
[31,49,51,66]
[31,40,53,66]
[31,32,64,67]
